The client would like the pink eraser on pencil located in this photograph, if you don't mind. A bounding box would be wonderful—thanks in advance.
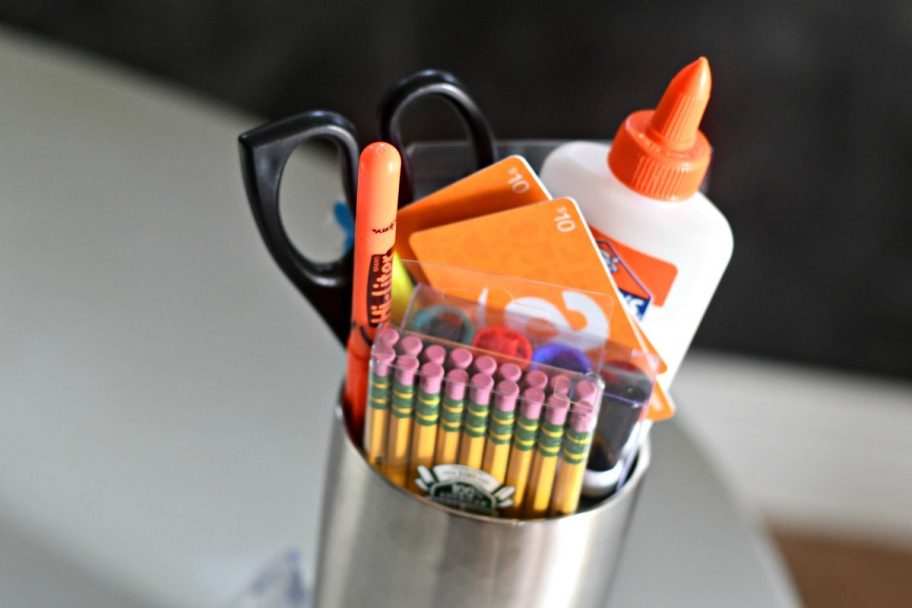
[497,362,522,384]
[371,343,396,377]
[469,372,494,404]
[419,362,444,393]
[520,387,546,419]
[522,370,549,391]
[543,393,571,426]
[570,408,596,434]
[422,344,446,366]
[398,335,424,357]
[395,355,420,384]
[448,348,473,370]
[574,379,600,409]
[550,375,572,397]
[444,368,470,401]
[493,379,520,412]
[377,326,400,347]
[473,355,497,377]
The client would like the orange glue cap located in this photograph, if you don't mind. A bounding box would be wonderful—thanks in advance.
[608,57,712,201]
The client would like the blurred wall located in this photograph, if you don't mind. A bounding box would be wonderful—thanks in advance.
[2,0,911,378]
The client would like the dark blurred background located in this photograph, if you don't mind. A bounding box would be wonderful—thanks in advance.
[3,0,910,378]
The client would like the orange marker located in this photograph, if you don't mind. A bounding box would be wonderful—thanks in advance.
[344,143,402,440]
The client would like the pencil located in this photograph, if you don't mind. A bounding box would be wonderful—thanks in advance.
[384,355,419,487]
[525,393,570,517]
[472,355,497,377]
[435,368,469,465]
[549,374,572,398]
[447,348,473,371]
[550,406,597,516]
[504,387,545,516]
[496,362,522,384]
[421,344,447,366]
[343,142,401,440]
[398,334,424,358]
[458,373,494,469]
[408,362,444,490]
[482,379,519,483]
[364,343,396,468]
[376,326,400,348]
[522,370,549,392]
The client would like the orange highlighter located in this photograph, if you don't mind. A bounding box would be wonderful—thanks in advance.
[344,142,402,440]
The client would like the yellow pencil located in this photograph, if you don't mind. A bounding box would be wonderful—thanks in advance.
[408,362,444,490]
[503,387,545,516]
[458,373,494,469]
[384,355,419,487]
[550,405,597,516]
[525,393,570,518]
[363,343,396,468]
[434,368,469,465]
[482,379,519,483]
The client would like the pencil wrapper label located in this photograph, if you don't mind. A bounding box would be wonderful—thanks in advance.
[368,247,394,327]
[416,464,515,516]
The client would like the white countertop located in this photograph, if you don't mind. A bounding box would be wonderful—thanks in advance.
[0,27,798,608]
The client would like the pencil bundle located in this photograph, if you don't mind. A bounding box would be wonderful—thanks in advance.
[364,328,606,519]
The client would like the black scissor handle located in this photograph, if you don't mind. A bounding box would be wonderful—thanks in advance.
[238,110,359,344]
[381,69,496,206]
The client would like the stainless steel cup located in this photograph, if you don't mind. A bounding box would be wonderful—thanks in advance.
[313,404,650,608]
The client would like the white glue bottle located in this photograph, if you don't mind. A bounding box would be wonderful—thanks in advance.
[541,57,732,386]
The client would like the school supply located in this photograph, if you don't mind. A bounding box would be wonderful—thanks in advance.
[239,70,495,345]
[343,142,401,439]
[540,57,733,390]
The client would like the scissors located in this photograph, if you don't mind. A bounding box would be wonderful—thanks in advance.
[239,69,496,345]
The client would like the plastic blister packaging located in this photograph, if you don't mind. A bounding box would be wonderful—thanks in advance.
[362,262,657,518]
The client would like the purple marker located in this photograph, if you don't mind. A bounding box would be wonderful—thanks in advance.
[421,344,447,366]
[522,370,549,391]
[473,355,497,377]
[447,347,474,371]
[496,362,522,384]
[398,335,424,358]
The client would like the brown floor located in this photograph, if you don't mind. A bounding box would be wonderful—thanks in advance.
[772,528,912,608]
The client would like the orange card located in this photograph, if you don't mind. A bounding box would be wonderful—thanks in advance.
[410,198,675,420]
[396,156,549,265]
